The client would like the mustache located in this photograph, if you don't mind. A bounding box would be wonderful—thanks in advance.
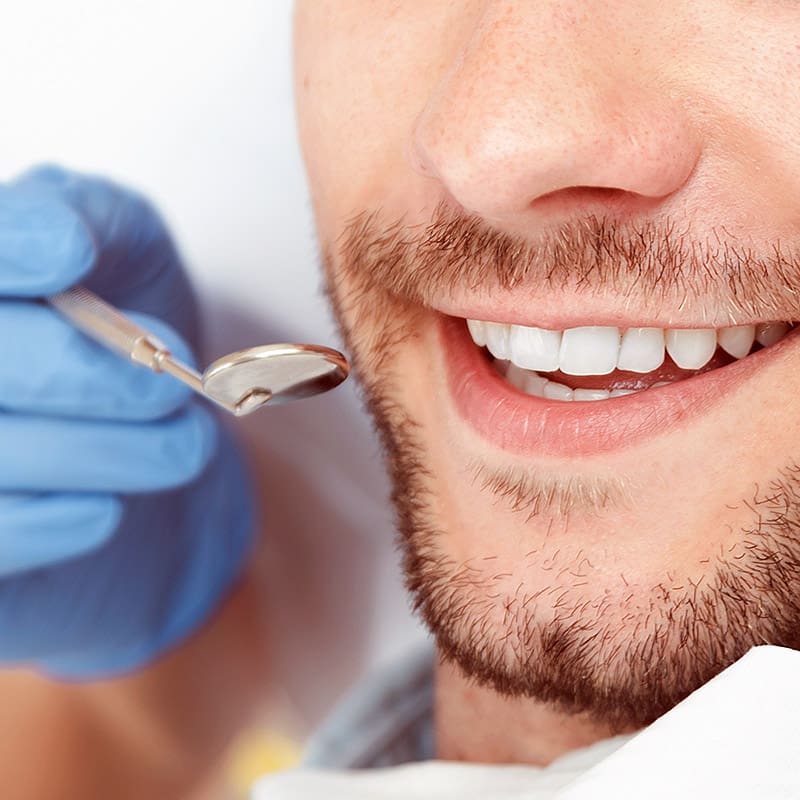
[338,202,800,324]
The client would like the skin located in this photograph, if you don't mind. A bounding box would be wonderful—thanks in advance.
[294,0,800,765]
[0,569,271,799]
[8,2,800,794]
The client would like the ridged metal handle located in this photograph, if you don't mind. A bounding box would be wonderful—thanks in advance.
[48,286,169,369]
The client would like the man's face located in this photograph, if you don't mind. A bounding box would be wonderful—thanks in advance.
[293,1,800,727]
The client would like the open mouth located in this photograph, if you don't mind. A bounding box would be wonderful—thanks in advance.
[438,314,799,457]
[466,319,794,402]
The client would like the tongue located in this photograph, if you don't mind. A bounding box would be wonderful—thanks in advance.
[548,349,736,391]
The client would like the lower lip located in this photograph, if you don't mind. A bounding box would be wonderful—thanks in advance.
[440,315,795,458]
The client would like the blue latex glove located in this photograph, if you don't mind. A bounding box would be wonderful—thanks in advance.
[0,165,255,678]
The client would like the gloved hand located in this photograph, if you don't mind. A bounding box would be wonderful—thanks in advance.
[0,165,255,678]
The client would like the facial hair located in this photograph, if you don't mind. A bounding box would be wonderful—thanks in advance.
[324,204,800,729]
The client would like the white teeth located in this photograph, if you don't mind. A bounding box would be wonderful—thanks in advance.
[504,363,529,392]
[466,319,488,347]
[717,325,755,359]
[755,322,790,347]
[559,326,620,376]
[574,388,610,401]
[617,327,665,373]
[543,380,574,401]
[523,371,549,396]
[502,363,551,399]
[495,357,660,403]
[508,325,562,371]
[665,328,717,370]
[467,318,794,385]
[484,321,511,360]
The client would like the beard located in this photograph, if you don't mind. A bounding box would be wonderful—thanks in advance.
[324,204,800,730]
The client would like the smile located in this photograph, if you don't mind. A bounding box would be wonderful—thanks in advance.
[467,319,792,401]
[439,315,798,457]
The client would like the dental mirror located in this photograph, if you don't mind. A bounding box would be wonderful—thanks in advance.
[48,286,350,416]
[201,343,350,414]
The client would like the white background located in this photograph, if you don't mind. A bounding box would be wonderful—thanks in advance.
[0,0,426,733]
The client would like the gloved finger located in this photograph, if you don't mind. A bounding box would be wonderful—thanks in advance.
[0,402,218,492]
[0,492,122,576]
[0,183,94,296]
[0,301,195,421]
[11,166,199,348]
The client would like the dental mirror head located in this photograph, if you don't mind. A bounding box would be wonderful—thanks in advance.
[201,343,350,416]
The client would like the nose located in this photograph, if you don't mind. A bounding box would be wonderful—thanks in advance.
[411,2,701,219]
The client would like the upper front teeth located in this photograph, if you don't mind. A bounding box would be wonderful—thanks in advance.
[509,325,561,371]
[467,320,787,375]
[617,327,665,372]
[560,327,620,375]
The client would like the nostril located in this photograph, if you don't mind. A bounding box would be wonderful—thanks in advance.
[529,184,663,217]
[533,185,630,207]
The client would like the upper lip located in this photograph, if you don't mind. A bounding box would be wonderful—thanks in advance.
[430,291,791,330]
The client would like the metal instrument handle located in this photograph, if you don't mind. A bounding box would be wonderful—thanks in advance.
[48,286,169,369]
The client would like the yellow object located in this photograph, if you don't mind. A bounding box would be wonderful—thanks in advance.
[224,729,303,797]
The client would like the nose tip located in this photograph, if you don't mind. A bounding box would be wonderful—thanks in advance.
[410,16,701,219]
[413,92,701,219]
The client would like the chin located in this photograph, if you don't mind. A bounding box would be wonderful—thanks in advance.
[325,209,800,729]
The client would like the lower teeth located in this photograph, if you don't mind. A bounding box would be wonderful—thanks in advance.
[496,360,669,401]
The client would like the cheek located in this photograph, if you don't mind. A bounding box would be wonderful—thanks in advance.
[293,2,478,231]
[668,8,800,235]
